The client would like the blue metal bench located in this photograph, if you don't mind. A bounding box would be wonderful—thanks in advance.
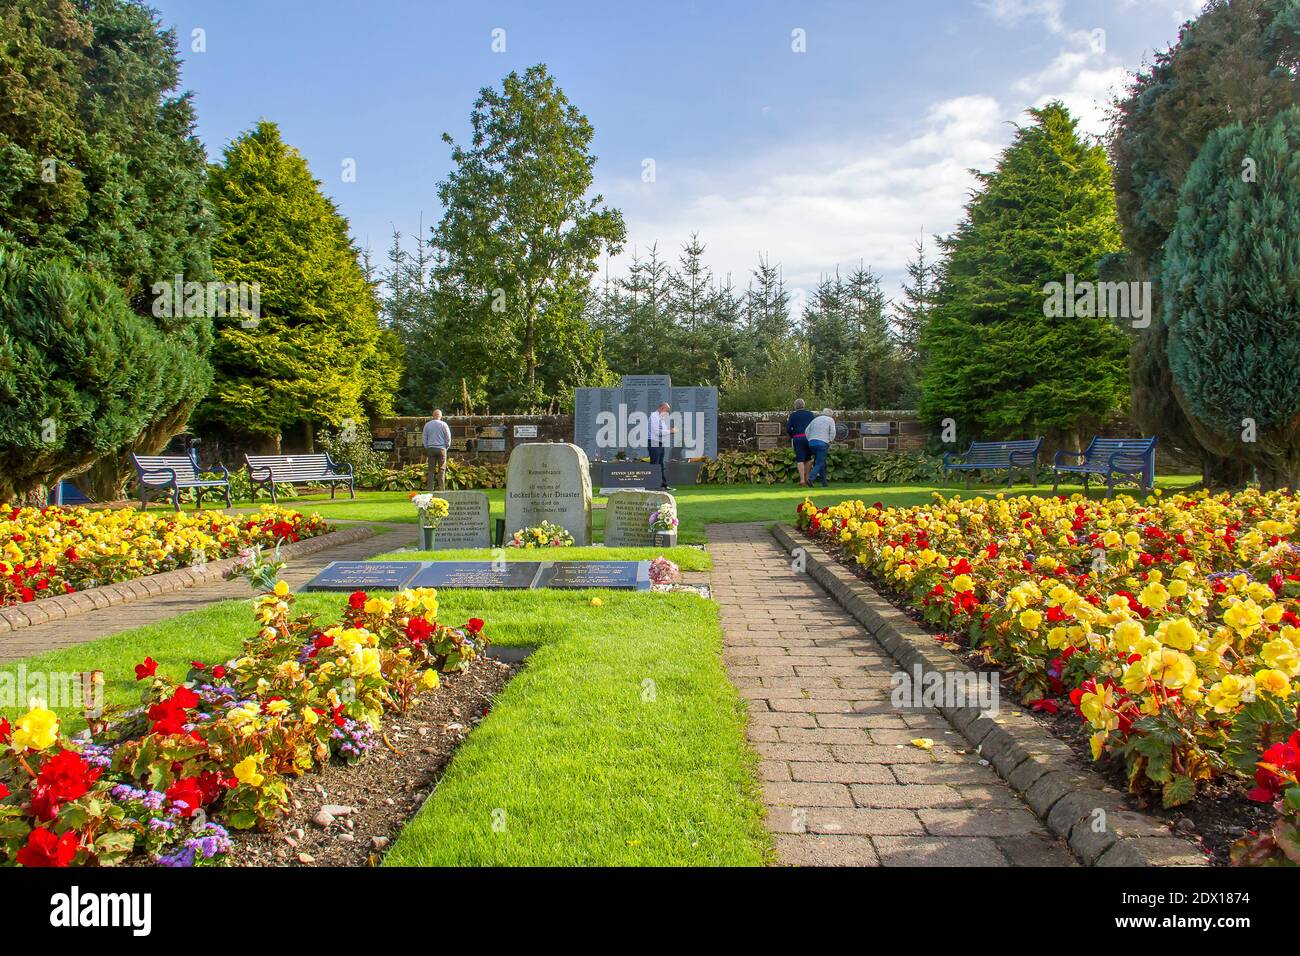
[245,453,354,504]
[131,454,232,511]
[943,437,1044,488]
[1051,436,1157,497]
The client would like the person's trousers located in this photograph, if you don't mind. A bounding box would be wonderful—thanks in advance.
[426,447,447,491]
[649,445,669,488]
[808,440,830,486]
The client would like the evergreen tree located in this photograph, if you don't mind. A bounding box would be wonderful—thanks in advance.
[0,0,215,499]
[1108,0,1300,486]
[1163,107,1300,490]
[919,103,1128,441]
[197,121,399,447]
[895,238,940,364]
[430,64,625,411]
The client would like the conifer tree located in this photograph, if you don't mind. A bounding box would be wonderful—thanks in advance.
[919,103,1127,441]
[1163,107,1300,490]
[0,0,214,499]
[197,121,399,447]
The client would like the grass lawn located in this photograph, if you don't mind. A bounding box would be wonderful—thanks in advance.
[297,475,1201,544]
[371,545,711,571]
[1,584,770,867]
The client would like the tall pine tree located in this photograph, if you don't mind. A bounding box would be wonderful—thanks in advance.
[197,121,399,448]
[919,103,1127,443]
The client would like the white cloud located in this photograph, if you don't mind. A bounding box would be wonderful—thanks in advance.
[598,95,1011,303]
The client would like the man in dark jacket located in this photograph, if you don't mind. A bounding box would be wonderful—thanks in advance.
[786,399,815,487]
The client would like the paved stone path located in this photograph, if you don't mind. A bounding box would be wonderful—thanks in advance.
[0,524,417,663]
[707,523,1076,867]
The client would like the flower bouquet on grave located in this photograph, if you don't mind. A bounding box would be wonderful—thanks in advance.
[410,493,449,549]
[648,501,678,546]
[507,521,575,549]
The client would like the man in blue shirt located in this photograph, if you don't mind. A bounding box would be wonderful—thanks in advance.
[785,399,816,487]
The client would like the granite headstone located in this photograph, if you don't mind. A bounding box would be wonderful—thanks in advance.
[504,443,593,545]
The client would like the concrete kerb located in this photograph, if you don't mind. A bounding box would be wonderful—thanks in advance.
[770,522,1206,868]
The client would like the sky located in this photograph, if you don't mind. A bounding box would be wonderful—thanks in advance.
[151,0,1204,304]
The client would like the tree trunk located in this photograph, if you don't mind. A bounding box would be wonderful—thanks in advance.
[79,400,196,502]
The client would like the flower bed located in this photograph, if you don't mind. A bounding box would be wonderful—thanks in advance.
[796,489,1300,866]
[0,505,328,607]
[0,584,488,866]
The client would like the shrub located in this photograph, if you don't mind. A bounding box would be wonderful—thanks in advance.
[699,447,943,485]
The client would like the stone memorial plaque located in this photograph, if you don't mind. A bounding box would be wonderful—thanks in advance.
[505,443,593,545]
[537,561,650,591]
[595,387,624,459]
[513,424,538,438]
[370,439,395,452]
[476,438,506,453]
[755,421,782,436]
[860,436,890,452]
[603,489,674,547]
[860,422,891,436]
[477,425,506,439]
[304,561,420,591]
[451,438,470,451]
[673,386,717,458]
[430,490,490,550]
[756,436,780,450]
[408,561,542,589]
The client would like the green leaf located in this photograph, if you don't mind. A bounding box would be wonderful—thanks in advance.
[1162,773,1196,808]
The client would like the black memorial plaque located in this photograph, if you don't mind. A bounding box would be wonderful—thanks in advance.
[304,561,420,591]
[407,561,542,590]
[536,561,650,591]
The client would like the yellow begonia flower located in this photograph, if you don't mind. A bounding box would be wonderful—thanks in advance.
[1018,609,1043,631]
[951,574,974,593]
[1149,648,1196,690]
[273,580,290,597]
[1206,674,1255,714]
[1090,731,1107,761]
[1160,617,1199,652]
[1111,619,1145,653]
[1254,669,1292,698]
[422,669,440,689]
[302,706,320,726]
[233,756,265,788]
[1260,638,1300,676]
[1223,599,1263,635]
[1138,581,1169,610]
[12,705,60,751]
[1121,658,1151,695]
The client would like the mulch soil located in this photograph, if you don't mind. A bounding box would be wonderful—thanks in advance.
[231,655,517,867]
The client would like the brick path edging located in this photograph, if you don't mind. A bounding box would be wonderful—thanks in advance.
[771,522,1206,868]
[0,525,375,635]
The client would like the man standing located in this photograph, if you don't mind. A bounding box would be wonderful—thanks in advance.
[786,398,815,487]
[805,408,836,488]
[422,409,451,491]
[647,401,676,490]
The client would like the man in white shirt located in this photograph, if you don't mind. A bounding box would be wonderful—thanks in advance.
[647,402,676,490]
[805,408,836,487]
[422,409,452,491]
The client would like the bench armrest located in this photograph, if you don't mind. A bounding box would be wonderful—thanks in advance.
[1107,451,1150,473]
[247,463,274,481]
[1053,449,1085,466]
[138,467,178,484]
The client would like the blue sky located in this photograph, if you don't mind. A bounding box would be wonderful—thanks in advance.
[151,0,1202,302]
